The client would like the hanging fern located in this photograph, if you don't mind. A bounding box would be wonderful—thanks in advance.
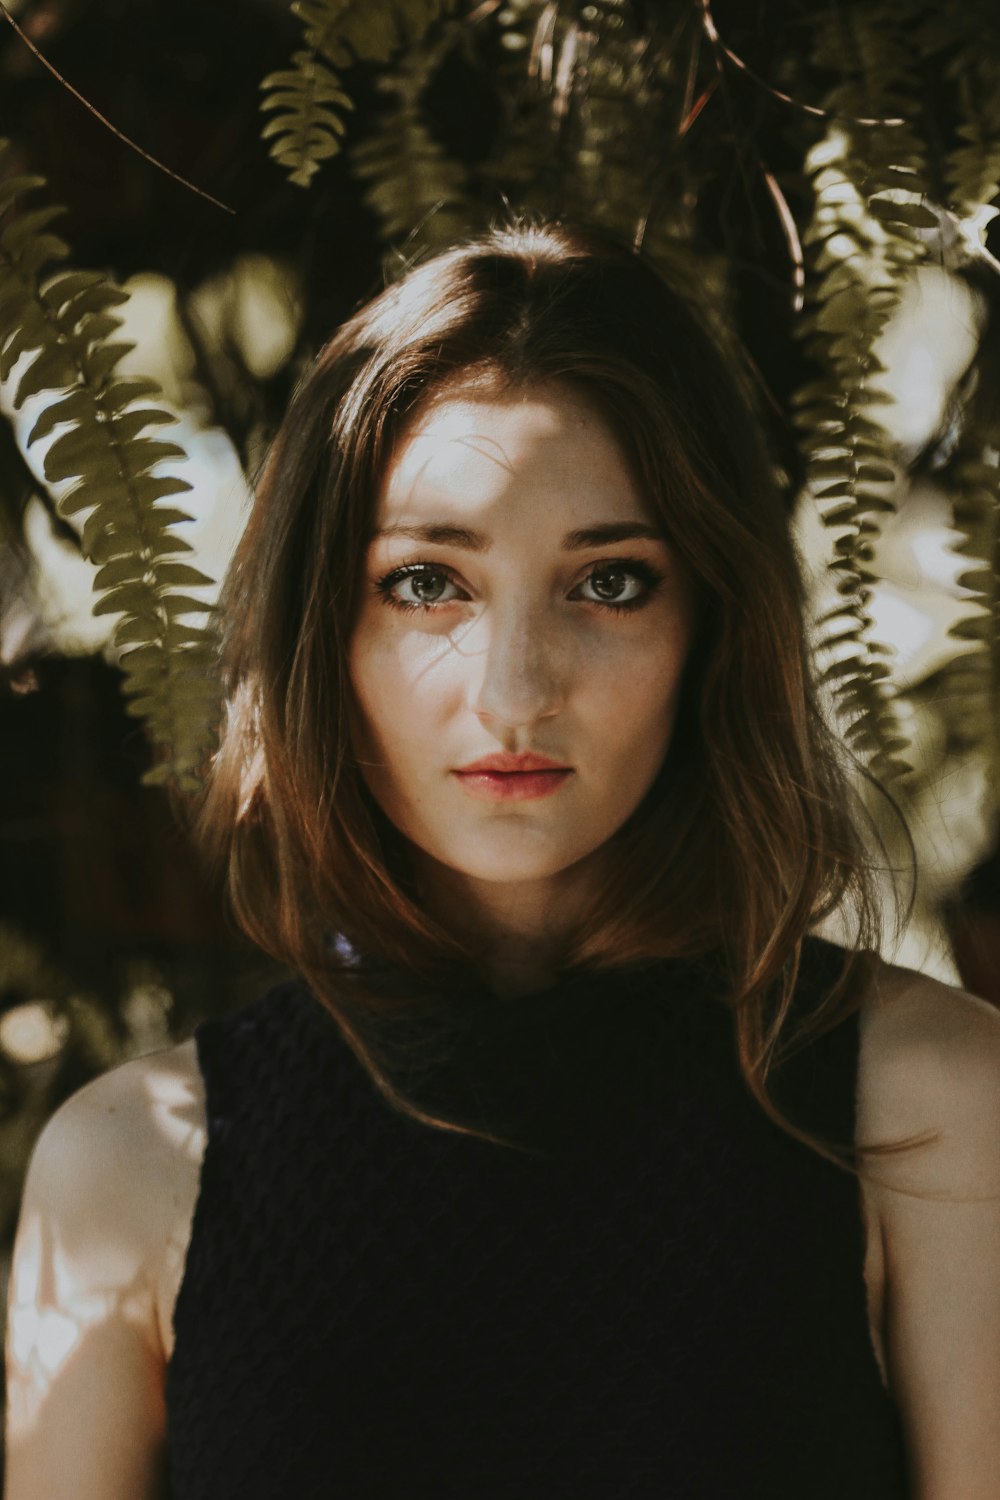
[260,50,357,190]
[261,0,458,189]
[348,18,474,259]
[934,369,1000,776]
[545,0,671,243]
[916,9,1000,794]
[916,2,1000,242]
[793,3,936,789]
[0,139,220,794]
[477,0,565,214]
[486,1,729,330]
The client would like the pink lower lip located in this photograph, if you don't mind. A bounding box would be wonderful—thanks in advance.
[453,769,573,802]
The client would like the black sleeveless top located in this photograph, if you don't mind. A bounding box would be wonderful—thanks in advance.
[164,934,912,1497]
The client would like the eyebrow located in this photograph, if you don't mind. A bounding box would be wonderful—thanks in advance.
[370,521,667,551]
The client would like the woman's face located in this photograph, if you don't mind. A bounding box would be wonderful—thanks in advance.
[347,377,695,894]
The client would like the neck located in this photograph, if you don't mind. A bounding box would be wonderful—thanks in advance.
[410,850,604,999]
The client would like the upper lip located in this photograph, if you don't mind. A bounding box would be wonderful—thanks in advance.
[455,752,571,773]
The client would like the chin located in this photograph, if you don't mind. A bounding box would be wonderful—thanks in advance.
[429,837,604,886]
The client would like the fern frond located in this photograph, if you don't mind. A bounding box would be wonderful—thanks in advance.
[910,1,1000,235]
[930,350,1000,795]
[298,0,451,66]
[907,11,1000,794]
[260,0,458,189]
[794,3,936,788]
[348,20,474,257]
[947,122,1000,238]
[484,1,725,314]
[260,53,356,190]
[0,139,221,794]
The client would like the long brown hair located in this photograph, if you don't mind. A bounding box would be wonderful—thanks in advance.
[193,213,929,1172]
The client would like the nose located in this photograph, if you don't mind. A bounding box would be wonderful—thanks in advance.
[469,599,565,733]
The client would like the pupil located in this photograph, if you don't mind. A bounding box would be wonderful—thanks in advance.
[415,573,444,601]
[594,569,624,599]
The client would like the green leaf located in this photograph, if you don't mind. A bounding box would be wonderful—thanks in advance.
[867,197,938,228]
[92,582,161,617]
[1,205,67,255]
[116,642,165,669]
[59,478,131,517]
[13,347,77,407]
[105,407,176,443]
[40,269,109,312]
[82,513,140,559]
[75,312,122,344]
[43,422,111,479]
[0,170,48,214]
[158,592,211,617]
[146,505,195,527]
[17,231,71,282]
[135,476,194,503]
[144,534,194,557]
[123,694,164,719]
[112,616,159,646]
[81,341,133,386]
[164,621,218,647]
[852,489,897,514]
[814,482,855,499]
[820,504,858,526]
[120,438,189,469]
[100,377,161,412]
[93,556,148,589]
[26,388,94,444]
[819,655,866,685]
[948,613,992,641]
[152,561,215,586]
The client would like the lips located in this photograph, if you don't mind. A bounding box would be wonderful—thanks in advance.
[452,750,574,802]
[455,751,570,773]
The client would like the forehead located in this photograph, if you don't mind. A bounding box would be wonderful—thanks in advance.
[375,378,646,525]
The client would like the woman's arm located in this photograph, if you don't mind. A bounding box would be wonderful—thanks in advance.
[860,971,1000,1499]
[3,1058,173,1499]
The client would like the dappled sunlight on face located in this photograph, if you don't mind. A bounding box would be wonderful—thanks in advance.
[347,378,695,902]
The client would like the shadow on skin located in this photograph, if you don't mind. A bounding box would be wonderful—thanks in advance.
[3,1039,206,1495]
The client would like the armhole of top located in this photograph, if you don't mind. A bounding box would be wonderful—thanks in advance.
[164,1014,224,1370]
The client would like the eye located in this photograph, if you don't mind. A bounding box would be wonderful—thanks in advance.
[573,559,664,613]
[374,564,467,612]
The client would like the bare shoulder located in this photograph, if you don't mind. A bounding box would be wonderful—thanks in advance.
[856,954,1000,1198]
[4,1039,206,1497]
[853,959,1000,1490]
[19,1036,206,1362]
[34,1035,205,1210]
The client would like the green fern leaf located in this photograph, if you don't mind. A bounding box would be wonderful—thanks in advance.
[348,17,472,251]
[0,137,222,791]
[92,556,147,589]
[260,0,457,189]
[867,196,938,227]
[792,4,938,789]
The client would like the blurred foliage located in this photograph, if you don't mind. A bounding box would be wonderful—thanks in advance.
[1,0,997,808]
[266,0,1000,863]
[0,140,222,792]
[261,0,459,188]
[0,0,1000,1248]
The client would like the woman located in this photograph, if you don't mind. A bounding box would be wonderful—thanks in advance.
[5,217,1000,1499]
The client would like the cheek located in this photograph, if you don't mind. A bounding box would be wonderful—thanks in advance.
[581,622,689,737]
[347,619,458,758]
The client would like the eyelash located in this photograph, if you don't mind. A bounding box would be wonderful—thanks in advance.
[372,557,665,617]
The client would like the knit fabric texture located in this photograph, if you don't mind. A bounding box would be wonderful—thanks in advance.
[164,934,912,1498]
